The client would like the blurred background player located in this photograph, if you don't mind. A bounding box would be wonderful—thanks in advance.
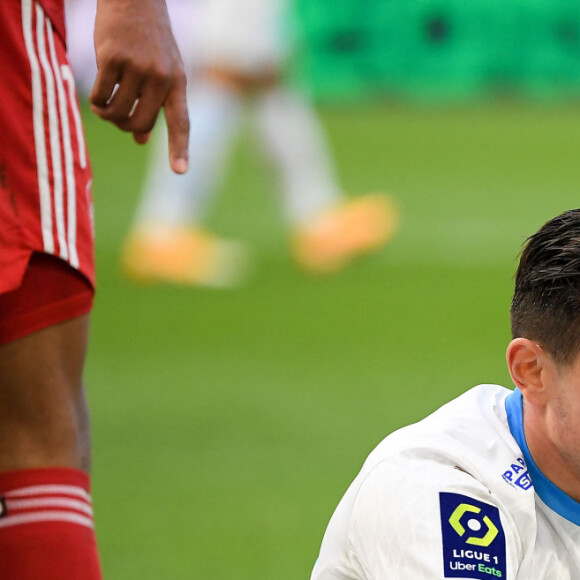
[117,0,399,286]
[0,0,188,578]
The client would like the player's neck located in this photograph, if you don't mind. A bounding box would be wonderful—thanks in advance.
[524,413,580,504]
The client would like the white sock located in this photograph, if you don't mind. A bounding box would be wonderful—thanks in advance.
[134,80,243,228]
[255,87,342,226]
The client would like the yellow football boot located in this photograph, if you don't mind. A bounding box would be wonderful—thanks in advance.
[292,194,399,274]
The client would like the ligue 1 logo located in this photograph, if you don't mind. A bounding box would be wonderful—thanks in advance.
[448,502,499,547]
[440,492,506,579]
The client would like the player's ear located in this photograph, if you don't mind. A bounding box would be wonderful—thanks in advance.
[506,338,550,405]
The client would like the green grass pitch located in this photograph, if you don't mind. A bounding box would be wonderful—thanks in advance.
[83,102,580,578]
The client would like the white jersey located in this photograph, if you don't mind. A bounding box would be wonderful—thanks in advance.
[311,385,580,580]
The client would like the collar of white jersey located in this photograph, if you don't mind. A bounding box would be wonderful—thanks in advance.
[506,388,580,526]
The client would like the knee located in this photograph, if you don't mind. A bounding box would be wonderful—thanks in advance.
[0,314,92,471]
[0,377,92,471]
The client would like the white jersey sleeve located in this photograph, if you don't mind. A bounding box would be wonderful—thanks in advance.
[313,452,519,579]
[359,457,517,578]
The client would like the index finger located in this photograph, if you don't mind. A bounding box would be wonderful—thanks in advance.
[163,80,190,175]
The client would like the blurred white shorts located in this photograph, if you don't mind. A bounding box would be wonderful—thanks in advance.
[196,0,292,75]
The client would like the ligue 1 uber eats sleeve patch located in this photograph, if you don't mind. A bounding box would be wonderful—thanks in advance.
[439,492,506,579]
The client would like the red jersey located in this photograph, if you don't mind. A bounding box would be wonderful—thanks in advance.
[0,0,95,294]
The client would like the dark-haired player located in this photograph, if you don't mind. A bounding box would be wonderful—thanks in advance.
[312,209,580,579]
[0,0,188,577]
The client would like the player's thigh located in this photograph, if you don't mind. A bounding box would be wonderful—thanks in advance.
[0,252,94,418]
[0,313,91,471]
[0,252,94,470]
[0,312,90,416]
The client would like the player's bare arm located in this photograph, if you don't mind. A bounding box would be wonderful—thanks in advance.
[90,0,189,174]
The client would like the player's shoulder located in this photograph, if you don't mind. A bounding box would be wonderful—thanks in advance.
[364,384,516,470]
[347,385,535,570]
[352,384,533,518]
[424,383,513,427]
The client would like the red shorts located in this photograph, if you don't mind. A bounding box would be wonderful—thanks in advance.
[0,252,94,346]
[0,0,95,342]
[0,0,95,293]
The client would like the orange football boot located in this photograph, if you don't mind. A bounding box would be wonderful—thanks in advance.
[292,194,399,273]
[120,225,249,287]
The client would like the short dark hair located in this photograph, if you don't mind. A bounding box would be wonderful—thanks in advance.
[511,209,580,366]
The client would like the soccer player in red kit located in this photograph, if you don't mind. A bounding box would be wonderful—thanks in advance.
[0,0,189,577]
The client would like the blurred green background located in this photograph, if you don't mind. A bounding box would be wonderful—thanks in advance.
[85,102,580,578]
[297,0,580,102]
[81,0,580,577]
